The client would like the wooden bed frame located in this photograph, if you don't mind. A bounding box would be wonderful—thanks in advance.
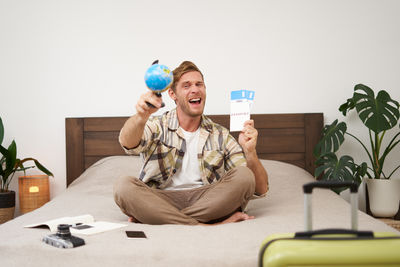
[65,113,323,187]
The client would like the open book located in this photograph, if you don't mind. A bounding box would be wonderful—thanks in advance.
[24,214,127,235]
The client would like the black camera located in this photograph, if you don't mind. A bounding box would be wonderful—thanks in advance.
[42,224,85,249]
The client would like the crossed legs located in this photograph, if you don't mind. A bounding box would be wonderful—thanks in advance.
[113,166,255,225]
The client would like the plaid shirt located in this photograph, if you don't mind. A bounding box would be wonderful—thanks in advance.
[121,109,247,189]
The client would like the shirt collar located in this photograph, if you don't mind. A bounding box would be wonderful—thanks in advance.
[167,109,180,130]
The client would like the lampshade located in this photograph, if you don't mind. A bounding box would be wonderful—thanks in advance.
[18,175,50,214]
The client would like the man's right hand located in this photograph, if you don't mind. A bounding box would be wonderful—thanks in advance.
[119,91,163,149]
[136,91,163,121]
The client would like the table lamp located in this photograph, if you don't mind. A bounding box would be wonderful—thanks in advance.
[18,175,50,214]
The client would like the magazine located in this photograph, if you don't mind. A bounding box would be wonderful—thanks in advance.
[24,214,127,235]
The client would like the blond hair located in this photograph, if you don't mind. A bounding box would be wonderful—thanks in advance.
[171,61,204,92]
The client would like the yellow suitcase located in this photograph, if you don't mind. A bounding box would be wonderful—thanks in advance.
[259,181,400,267]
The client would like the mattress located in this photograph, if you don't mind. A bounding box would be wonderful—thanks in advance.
[0,156,397,267]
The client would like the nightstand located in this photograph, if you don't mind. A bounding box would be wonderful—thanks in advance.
[378,218,400,231]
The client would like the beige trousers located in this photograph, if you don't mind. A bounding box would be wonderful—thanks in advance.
[113,166,255,225]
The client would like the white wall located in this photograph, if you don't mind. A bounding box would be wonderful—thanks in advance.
[1,0,400,214]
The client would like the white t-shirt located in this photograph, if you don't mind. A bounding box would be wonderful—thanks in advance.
[164,127,203,190]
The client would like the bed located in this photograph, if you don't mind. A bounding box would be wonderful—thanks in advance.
[0,113,398,267]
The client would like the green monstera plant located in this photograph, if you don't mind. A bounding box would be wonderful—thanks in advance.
[0,117,53,192]
[314,84,400,194]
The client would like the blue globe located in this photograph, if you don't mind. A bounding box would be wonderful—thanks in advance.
[144,64,173,92]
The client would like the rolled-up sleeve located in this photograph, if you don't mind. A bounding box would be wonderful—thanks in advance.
[119,117,160,155]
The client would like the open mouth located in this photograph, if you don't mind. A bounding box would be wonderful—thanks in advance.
[189,98,202,105]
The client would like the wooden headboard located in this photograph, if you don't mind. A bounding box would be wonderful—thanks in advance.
[65,113,323,187]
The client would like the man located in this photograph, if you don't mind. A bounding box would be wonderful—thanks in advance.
[114,61,268,225]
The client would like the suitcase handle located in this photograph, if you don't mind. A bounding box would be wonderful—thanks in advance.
[295,228,374,238]
[303,181,358,194]
[303,181,359,231]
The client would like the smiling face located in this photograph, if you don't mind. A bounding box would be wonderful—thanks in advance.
[168,71,206,119]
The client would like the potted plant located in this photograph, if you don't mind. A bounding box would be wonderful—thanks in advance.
[314,84,400,218]
[0,117,53,223]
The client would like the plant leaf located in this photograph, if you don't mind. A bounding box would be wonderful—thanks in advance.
[315,153,359,194]
[313,119,347,158]
[5,141,17,173]
[353,84,400,133]
[354,162,368,183]
[0,144,8,157]
[0,117,4,145]
[33,159,54,177]
[339,97,356,116]
[0,155,5,177]
[18,157,53,177]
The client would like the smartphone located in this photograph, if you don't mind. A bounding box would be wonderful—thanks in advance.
[125,231,147,238]
[72,224,93,230]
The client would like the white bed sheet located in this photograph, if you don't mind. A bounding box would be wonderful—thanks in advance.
[0,156,397,267]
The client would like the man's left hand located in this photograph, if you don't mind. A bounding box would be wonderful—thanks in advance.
[238,120,268,195]
[238,120,258,155]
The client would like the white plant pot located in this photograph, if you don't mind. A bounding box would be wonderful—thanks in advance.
[365,178,400,218]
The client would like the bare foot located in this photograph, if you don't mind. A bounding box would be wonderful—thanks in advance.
[199,212,255,226]
[220,211,255,224]
[128,216,141,223]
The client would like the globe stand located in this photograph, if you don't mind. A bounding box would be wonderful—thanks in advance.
[146,92,165,108]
